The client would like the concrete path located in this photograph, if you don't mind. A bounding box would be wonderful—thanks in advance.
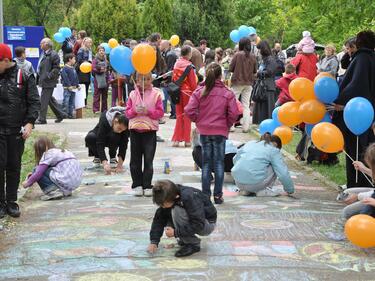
[0,117,374,281]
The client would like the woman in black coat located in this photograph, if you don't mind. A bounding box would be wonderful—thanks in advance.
[333,30,375,188]
[252,41,278,125]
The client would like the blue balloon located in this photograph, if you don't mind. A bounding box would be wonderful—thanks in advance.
[248,26,257,36]
[344,97,374,135]
[230,30,240,43]
[238,25,250,38]
[314,77,339,104]
[53,32,65,43]
[272,106,281,126]
[259,119,279,135]
[100,43,111,55]
[59,27,72,38]
[109,46,134,75]
[305,113,332,137]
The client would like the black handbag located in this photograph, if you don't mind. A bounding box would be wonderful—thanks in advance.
[166,65,194,104]
[251,79,268,102]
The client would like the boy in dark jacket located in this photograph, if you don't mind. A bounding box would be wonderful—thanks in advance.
[61,53,80,118]
[85,107,129,174]
[148,180,217,257]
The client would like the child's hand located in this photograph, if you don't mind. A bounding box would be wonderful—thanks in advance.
[344,193,358,205]
[353,161,366,172]
[136,105,144,114]
[115,165,124,173]
[103,163,112,175]
[362,197,375,207]
[147,244,158,254]
[165,227,175,238]
[22,181,28,189]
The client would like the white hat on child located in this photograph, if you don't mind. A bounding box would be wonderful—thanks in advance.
[303,31,311,37]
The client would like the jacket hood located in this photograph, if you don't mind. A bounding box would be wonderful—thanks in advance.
[106,106,126,126]
[284,73,298,81]
[174,57,193,69]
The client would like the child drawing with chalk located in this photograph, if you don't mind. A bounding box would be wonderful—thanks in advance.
[126,72,164,197]
[148,180,217,257]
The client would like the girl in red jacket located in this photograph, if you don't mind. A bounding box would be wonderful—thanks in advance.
[275,64,298,106]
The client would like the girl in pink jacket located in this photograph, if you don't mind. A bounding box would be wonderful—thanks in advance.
[126,72,164,197]
[185,62,239,204]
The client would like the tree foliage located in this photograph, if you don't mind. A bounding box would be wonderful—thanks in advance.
[140,0,173,39]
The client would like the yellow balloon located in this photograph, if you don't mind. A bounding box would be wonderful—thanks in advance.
[108,38,119,49]
[278,101,302,127]
[345,214,375,248]
[298,99,326,124]
[170,35,180,47]
[79,62,92,73]
[289,77,315,102]
[273,126,293,145]
[131,44,157,75]
[314,72,335,83]
[311,122,344,153]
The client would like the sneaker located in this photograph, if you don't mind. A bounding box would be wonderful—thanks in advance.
[214,196,224,204]
[92,158,101,168]
[240,190,257,197]
[144,188,153,197]
[0,202,7,219]
[6,201,20,218]
[175,244,200,257]
[159,119,166,125]
[35,119,47,125]
[256,187,280,197]
[157,136,165,142]
[169,115,176,119]
[133,186,144,197]
[40,189,64,201]
[110,158,118,168]
[54,117,64,123]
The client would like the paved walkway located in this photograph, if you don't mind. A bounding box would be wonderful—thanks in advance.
[0,118,374,281]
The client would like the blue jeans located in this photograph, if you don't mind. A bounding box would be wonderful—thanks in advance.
[35,167,59,194]
[63,89,75,117]
[201,135,226,198]
[162,87,175,116]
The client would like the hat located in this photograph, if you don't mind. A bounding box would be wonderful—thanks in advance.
[0,44,12,61]
[302,31,311,37]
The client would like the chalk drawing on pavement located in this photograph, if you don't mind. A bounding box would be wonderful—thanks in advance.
[76,273,152,281]
[241,219,294,230]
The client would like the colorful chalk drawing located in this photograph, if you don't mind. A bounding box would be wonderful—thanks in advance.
[231,241,299,259]
[238,204,268,210]
[157,258,207,269]
[76,273,152,281]
[241,219,294,230]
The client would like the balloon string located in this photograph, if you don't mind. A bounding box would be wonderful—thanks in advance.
[343,150,374,187]
[142,76,145,106]
[356,136,359,183]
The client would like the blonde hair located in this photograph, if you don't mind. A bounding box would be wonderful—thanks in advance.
[365,143,375,181]
[325,44,336,55]
[82,37,93,49]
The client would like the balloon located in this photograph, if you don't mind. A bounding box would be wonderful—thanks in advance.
[100,43,111,55]
[278,101,302,127]
[311,122,344,153]
[79,62,92,73]
[274,126,293,145]
[230,30,240,43]
[272,107,281,126]
[170,35,180,47]
[298,99,326,124]
[344,97,374,136]
[314,72,334,83]
[259,119,278,135]
[109,46,134,75]
[256,36,261,45]
[305,113,332,137]
[59,27,72,38]
[238,25,251,38]
[248,26,257,36]
[131,44,157,75]
[314,77,339,104]
[108,38,119,49]
[53,33,65,43]
[345,215,375,248]
[289,77,315,102]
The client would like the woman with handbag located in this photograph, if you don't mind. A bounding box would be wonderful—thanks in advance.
[171,45,198,147]
[76,37,93,106]
[92,45,109,114]
[252,41,278,125]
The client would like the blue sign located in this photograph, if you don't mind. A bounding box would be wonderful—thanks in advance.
[6,27,26,41]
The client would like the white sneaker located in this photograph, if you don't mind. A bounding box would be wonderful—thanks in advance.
[133,186,144,197]
[110,158,118,168]
[256,187,281,197]
[92,158,101,168]
[144,189,153,197]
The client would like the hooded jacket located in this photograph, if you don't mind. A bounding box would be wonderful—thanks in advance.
[291,53,318,81]
[276,73,298,105]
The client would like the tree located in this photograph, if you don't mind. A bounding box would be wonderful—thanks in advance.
[141,0,173,39]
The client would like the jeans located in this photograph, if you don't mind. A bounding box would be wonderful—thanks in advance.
[201,135,226,197]
[171,206,216,246]
[85,130,122,159]
[361,191,375,217]
[236,166,277,195]
[36,167,59,194]
[62,89,76,117]
[162,87,175,116]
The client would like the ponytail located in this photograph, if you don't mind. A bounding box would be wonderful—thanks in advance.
[259,133,282,149]
[201,62,222,97]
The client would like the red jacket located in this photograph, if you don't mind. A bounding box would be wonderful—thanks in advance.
[276,73,298,105]
[291,53,318,81]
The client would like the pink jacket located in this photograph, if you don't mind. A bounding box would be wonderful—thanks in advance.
[185,80,239,138]
[126,86,164,132]
[173,58,198,96]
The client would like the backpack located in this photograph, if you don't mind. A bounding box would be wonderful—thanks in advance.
[166,64,194,105]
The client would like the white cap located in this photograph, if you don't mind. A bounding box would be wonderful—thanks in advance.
[303,31,311,37]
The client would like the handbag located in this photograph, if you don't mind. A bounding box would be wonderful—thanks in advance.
[95,73,107,89]
[166,65,193,104]
[251,79,267,102]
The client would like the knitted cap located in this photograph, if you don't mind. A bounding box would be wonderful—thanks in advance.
[0,44,12,60]
[302,31,311,37]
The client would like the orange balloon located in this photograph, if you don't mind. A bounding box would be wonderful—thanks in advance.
[79,62,92,73]
[345,214,375,248]
[278,101,302,127]
[108,38,119,49]
[273,126,293,145]
[314,72,335,83]
[311,122,344,153]
[298,99,326,124]
[131,44,157,75]
[289,77,315,102]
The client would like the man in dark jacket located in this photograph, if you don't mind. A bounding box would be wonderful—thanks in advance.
[36,38,66,124]
[333,30,375,188]
[0,44,40,218]
[148,180,217,257]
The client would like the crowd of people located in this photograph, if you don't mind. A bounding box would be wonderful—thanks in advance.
[0,26,374,258]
